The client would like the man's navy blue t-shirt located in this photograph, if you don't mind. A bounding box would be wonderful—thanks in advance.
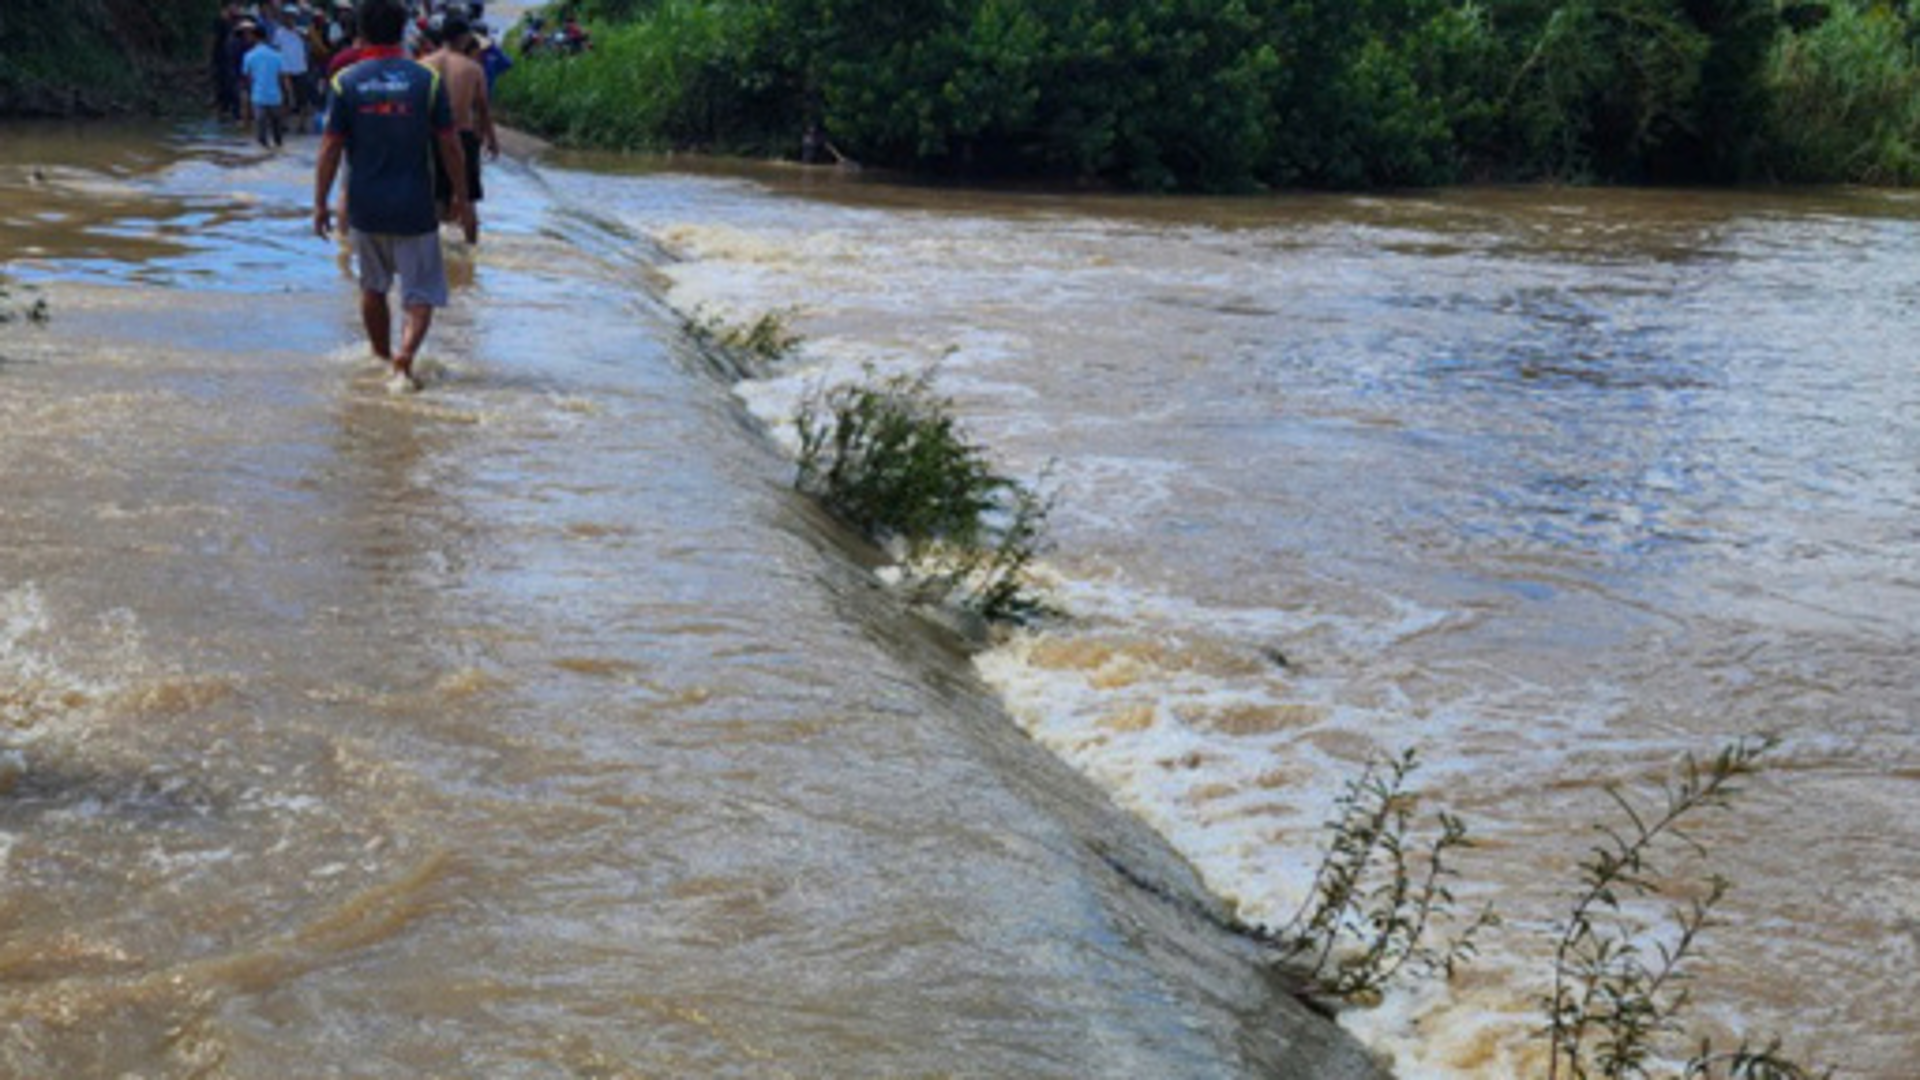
[326,49,452,236]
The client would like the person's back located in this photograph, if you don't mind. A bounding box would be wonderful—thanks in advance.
[241,27,288,146]
[314,0,471,393]
[425,42,484,133]
[422,19,496,237]
[477,34,510,93]
[274,19,308,75]
[330,52,442,236]
[243,38,284,105]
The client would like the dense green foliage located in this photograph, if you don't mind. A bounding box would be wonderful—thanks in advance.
[0,0,210,114]
[794,370,1052,623]
[503,0,1920,188]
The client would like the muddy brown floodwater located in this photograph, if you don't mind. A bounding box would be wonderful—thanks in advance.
[562,156,1919,1076]
[0,124,1385,1077]
[5,117,1917,1080]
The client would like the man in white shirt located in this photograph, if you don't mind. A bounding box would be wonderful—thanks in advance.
[272,5,312,120]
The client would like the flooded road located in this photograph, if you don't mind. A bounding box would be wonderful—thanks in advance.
[577,163,1917,1075]
[0,125,1381,1077]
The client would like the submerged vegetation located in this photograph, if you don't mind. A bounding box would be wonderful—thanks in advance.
[1272,749,1497,1003]
[684,311,1049,623]
[1543,736,1829,1080]
[793,371,1052,624]
[503,0,1920,188]
[684,305,803,364]
[1271,738,1826,1078]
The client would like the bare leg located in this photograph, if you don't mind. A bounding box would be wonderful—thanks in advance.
[393,303,434,384]
[361,289,392,361]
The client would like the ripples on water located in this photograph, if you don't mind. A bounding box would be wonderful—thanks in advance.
[602,169,1917,1077]
[2,123,1914,1077]
[1,124,1383,1078]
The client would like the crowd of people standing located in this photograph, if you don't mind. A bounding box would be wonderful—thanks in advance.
[203,0,518,394]
[210,2,510,149]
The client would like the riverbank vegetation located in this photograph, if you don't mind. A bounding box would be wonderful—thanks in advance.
[0,0,208,115]
[499,0,1920,188]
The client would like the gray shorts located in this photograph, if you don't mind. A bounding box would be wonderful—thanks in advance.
[351,230,449,309]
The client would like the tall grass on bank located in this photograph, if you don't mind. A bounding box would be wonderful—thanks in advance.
[794,371,1052,625]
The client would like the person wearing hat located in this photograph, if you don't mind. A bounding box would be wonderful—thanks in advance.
[312,0,473,394]
[239,20,289,148]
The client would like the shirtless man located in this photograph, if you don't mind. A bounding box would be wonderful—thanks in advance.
[423,15,498,242]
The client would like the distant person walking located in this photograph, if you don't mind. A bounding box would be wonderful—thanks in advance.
[423,15,497,240]
[313,0,473,394]
[239,21,288,148]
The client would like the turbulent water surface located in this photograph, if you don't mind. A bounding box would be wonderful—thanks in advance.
[3,122,1916,1079]
[0,123,1382,1078]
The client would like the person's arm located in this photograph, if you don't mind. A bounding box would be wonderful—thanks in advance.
[436,127,476,242]
[427,75,475,242]
[474,77,499,159]
[314,134,346,238]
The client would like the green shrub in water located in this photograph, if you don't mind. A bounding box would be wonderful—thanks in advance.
[794,371,1051,624]
[1543,735,1829,1080]
[1270,738,1826,1078]
[685,306,802,364]
[1272,748,1496,1003]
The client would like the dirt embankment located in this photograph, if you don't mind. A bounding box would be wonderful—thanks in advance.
[0,0,210,117]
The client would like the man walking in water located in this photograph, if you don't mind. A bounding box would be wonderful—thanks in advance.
[423,14,498,241]
[312,0,474,394]
[240,21,289,148]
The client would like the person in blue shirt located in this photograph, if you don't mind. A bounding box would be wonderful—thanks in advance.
[475,28,512,95]
[239,21,289,148]
[311,0,473,394]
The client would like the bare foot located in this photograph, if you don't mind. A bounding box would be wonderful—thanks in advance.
[389,355,422,394]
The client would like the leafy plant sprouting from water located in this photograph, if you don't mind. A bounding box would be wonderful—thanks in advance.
[1545,735,1830,1080]
[794,369,1053,623]
[1273,748,1496,1002]
[684,305,802,363]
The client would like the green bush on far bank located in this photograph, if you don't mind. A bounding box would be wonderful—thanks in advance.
[1764,3,1920,183]
[501,0,1920,189]
[497,0,798,155]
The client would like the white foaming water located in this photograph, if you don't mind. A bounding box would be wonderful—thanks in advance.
[622,176,1919,1077]
[1,584,127,739]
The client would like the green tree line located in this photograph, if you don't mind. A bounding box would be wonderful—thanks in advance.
[500,0,1920,187]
